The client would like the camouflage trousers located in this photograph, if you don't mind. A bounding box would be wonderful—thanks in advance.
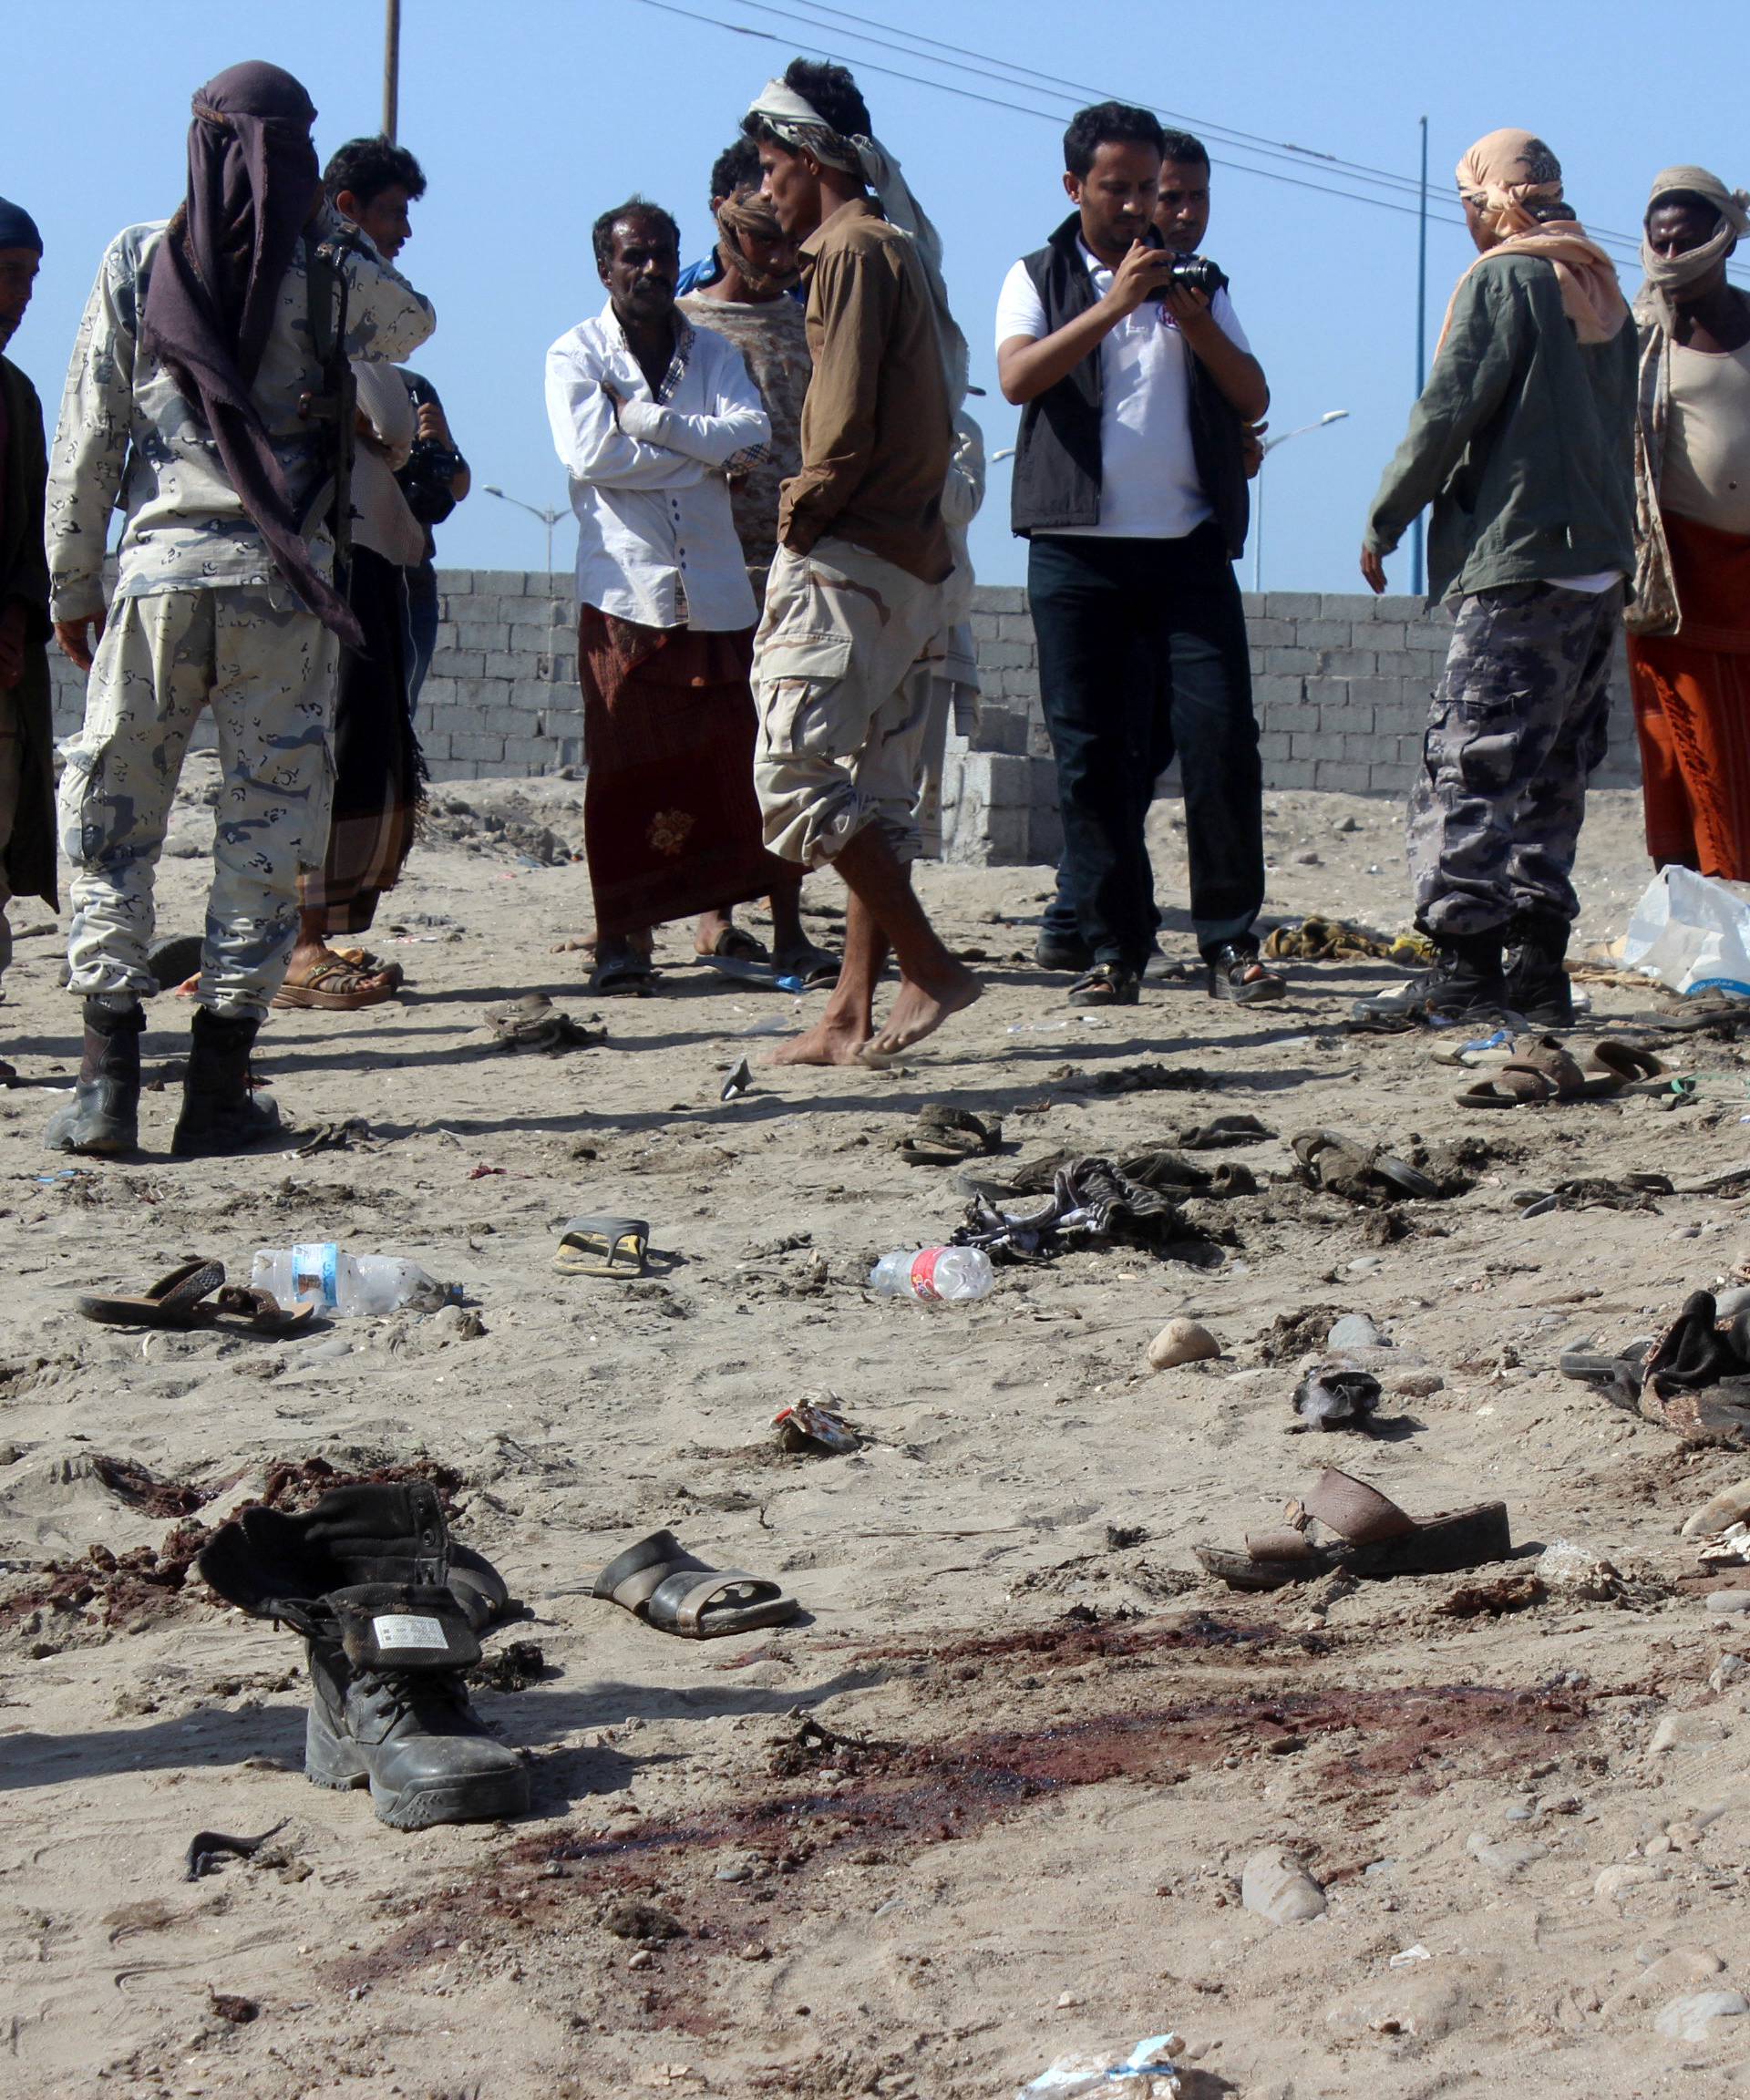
[59,585,338,1021]
[1407,579,1623,938]
[752,536,950,867]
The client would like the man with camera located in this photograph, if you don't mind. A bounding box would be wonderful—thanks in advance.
[1000,105,1277,1008]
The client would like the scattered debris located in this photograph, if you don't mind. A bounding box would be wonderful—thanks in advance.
[185,1820,290,1883]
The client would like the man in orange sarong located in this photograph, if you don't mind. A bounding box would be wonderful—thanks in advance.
[1628,166,1750,877]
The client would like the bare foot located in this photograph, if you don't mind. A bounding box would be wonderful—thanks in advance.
[767,1014,872,1066]
[870,963,982,1055]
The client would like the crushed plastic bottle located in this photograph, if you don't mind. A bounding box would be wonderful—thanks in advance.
[251,1244,452,1318]
[869,1246,993,1302]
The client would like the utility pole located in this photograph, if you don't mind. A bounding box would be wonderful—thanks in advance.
[1411,115,1428,596]
[383,0,402,141]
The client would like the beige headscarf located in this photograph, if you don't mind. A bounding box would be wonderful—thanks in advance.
[744,77,970,412]
[1639,164,1750,332]
[1437,127,1628,353]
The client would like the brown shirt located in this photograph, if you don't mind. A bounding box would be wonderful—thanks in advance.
[782,198,952,583]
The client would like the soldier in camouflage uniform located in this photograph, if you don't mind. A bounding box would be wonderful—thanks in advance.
[1361,129,1636,1024]
[46,61,432,1158]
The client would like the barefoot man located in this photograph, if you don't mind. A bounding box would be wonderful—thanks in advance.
[743,59,980,1064]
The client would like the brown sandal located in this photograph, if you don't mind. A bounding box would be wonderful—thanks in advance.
[1196,1467,1511,1590]
[77,1259,314,1334]
[273,952,399,1012]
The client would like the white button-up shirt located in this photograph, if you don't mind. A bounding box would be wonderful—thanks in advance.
[545,302,771,632]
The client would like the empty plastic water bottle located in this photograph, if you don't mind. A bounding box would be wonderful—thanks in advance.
[251,1244,450,1318]
[869,1246,993,1302]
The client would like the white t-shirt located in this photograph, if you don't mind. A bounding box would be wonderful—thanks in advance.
[995,242,1252,540]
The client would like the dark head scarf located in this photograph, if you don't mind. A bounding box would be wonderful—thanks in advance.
[139,61,361,643]
[0,198,43,253]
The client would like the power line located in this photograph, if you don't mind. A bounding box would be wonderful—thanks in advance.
[630,0,1487,232]
[658,0,1744,281]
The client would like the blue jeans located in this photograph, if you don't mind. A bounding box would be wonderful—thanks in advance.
[404,570,439,707]
[1029,525,1263,972]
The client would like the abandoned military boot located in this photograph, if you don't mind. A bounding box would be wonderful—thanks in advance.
[197,1481,530,1830]
[170,1004,281,1158]
[46,997,144,1156]
[303,1590,529,1827]
[1505,913,1575,1026]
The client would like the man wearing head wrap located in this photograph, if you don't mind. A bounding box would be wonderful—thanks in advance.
[1623,168,1750,881]
[678,171,839,984]
[0,198,57,1084]
[1360,129,1635,1025]
[45,61,433,1159]
[742,57,980,1063]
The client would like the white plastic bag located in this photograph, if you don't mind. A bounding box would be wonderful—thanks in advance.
[1017,2033,1182,2097]
[1620,868,1750,995]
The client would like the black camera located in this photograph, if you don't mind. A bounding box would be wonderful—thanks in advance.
[1148,252,1227,301]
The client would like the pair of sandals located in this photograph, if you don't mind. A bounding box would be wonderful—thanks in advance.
[1453,1035,1662,1109]
[487,993,603,1055]
[273,948,404,1012]
[1197,1466,1511,1590]
[897,1106,1003,1167]
[700,924,840,992]
[77,1259,313,1335]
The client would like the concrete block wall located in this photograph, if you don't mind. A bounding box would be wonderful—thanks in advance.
[941,587,1640,865]
[48,572,1642,866]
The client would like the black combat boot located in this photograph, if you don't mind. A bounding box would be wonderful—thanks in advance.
[46,997,144,1156]
[1505,913,1574,1026]
[1423,928,1508,1020]
[197,1482,530,1830]
[170,1005,281,1158]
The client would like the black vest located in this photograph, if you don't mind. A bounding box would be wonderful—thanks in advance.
[1009,213,1249,557]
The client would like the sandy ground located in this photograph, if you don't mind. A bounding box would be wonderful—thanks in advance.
[7,774,1750,2099]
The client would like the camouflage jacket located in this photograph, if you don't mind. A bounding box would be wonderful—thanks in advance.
[46,203,434,623]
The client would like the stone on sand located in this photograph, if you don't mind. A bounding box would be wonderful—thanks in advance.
[1241,1848,1325,1924]
[1683,1479,1750,1539]
[1650,1713,1726,1755]
[1653,1991,1749,2043]
[1148,1319,1220,1371]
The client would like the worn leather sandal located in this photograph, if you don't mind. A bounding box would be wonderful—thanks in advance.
[592,1529,798,1638]
[1195,1467,1512,1590]
[1068,963,1140,1008]
[77,1259,314,1333]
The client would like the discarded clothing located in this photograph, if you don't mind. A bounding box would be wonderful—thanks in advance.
[1264,916,1431,964]
[1293,1361,1383,1431]
[953,1154,1220,1261]
[1512,1172,1673,1217]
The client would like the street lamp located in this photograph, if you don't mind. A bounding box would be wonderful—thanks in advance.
[483,485,567,581]
[1252,409,1349,595]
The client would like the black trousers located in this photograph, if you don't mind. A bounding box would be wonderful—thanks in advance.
[1030,525,1264,973]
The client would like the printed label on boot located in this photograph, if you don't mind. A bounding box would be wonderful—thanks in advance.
[372,1612,448,1651]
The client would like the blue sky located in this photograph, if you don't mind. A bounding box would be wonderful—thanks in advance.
[8,0,1748,592]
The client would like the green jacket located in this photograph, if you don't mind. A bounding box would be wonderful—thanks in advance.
[0,354,57,911]
[1366,251,1636,603]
